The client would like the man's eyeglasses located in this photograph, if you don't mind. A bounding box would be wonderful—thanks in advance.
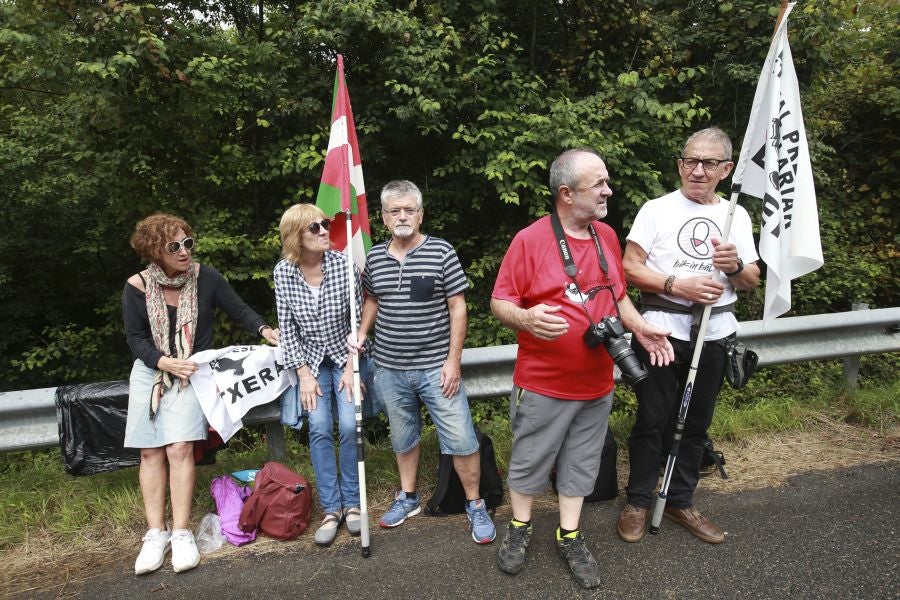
[383,207,421,218]
[165,237,195,254]
[307,220,331,234]
[679,157,730,172]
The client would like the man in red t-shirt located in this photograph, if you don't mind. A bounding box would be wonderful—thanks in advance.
[491,148,673,589]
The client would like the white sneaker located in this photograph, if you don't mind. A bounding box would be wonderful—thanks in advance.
[171,528,201,573]
[134,528,171,575]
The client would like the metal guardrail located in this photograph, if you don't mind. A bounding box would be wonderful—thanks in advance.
[1,307,898,456]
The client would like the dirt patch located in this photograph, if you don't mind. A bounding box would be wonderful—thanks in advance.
[3,418,898,598]
[691,417,898,493]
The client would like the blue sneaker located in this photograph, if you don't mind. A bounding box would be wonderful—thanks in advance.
[379,491,421,528]
[466,499,496,544]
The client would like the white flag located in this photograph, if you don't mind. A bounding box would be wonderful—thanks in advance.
[732,2,823,325]
[189,345,295,442]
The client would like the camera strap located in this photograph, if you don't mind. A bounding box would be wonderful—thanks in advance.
[550,211,609,281]
[550,211,619,322]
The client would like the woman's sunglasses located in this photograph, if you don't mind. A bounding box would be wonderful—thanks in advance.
[307,220,331,234]
[165,237,195,254]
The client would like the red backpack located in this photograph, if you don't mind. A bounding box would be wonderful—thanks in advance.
[238,461,312,540]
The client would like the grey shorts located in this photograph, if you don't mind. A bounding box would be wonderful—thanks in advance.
[507,385,613,497]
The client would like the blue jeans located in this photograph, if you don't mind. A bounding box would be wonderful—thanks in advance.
[282,355,382,427]
[307,358,360,513]
[372,364,478,456]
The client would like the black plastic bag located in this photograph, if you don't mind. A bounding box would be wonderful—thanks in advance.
[56,381,140,475]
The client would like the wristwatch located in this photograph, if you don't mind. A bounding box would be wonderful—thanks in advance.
[724,258,744,277]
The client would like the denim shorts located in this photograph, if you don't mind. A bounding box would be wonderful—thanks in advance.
[372,364,478,456]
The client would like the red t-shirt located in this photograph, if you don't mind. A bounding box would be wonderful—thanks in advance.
[492,216,626,400]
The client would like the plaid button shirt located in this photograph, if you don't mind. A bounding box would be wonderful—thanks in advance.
[274,250,363,376]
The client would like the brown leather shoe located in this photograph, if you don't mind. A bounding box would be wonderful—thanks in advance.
[663,506,725,544]
[617,504,649,543]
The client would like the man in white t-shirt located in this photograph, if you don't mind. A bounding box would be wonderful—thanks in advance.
[618,127,760,545]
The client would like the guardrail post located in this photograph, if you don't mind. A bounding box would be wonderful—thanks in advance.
[265,423,286,459]
[841,303,869,394]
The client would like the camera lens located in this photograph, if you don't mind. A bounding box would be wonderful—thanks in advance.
[606,337,649,384]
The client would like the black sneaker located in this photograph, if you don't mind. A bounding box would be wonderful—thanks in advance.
[556,531,601,589]
[497,521,532,575]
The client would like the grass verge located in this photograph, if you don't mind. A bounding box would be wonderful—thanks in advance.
[0,359,896,596]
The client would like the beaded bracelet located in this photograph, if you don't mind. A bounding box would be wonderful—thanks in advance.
[664,275,676,295]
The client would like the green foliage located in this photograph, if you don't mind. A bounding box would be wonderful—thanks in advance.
[0,0,896,389]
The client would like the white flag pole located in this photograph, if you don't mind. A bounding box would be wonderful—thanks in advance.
[342,144,371,558]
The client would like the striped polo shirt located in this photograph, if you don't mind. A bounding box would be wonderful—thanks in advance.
[363,235,469,370]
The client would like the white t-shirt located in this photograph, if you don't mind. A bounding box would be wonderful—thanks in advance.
[304,281,321,303]
[627,190,759,341]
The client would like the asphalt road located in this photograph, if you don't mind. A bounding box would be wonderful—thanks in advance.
[29,462,899,600]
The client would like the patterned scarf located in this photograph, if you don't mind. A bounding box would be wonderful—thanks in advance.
[145,261,199,420]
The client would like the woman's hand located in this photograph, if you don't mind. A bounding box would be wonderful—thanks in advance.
[262,327,280,345]
[298,367,321,412]
[338,365,355,402]
[157,356,198,385]
[347,332,367,355]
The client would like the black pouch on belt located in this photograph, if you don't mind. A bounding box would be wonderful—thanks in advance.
[724,334,758,390]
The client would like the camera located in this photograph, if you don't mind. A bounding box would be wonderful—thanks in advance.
[583,316,649,385]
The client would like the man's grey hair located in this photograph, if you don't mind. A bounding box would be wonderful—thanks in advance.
[380,180,423,209]
[682,127,733,160]
[549,148,603,201]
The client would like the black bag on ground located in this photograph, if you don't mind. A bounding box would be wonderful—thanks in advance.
[700,436,728,479]
[426,429,504,516]
[551,426,618,502]
[659,433,728,479]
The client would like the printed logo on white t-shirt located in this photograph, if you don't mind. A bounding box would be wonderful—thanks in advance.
[677,217,723,260]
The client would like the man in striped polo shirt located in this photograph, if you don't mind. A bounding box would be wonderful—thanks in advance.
[354,180,496,545]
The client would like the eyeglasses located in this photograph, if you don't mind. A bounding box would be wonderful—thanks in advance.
[383,207,421,218]
[307,220,330,234]
[165,237,194,254]
[679,157,730,172]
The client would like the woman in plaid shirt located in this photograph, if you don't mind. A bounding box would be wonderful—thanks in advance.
[274,203,364,547]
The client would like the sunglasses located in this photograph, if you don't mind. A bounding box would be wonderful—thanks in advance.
[307,220,331,234]
[165,237,195,254]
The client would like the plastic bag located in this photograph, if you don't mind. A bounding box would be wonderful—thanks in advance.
[56,381,140,475]
[211,475,257,545]
[195,513,227,555]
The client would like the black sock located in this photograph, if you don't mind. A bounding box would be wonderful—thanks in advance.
[403,491,417,500]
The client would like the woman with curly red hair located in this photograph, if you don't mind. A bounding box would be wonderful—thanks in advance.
[122,213,279,575]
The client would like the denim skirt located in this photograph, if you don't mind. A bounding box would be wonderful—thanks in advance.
[123,359,208,448]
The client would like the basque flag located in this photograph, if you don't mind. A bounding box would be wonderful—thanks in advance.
[315,54,371,272]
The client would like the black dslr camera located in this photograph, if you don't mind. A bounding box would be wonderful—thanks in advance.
[583,316,649,385]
